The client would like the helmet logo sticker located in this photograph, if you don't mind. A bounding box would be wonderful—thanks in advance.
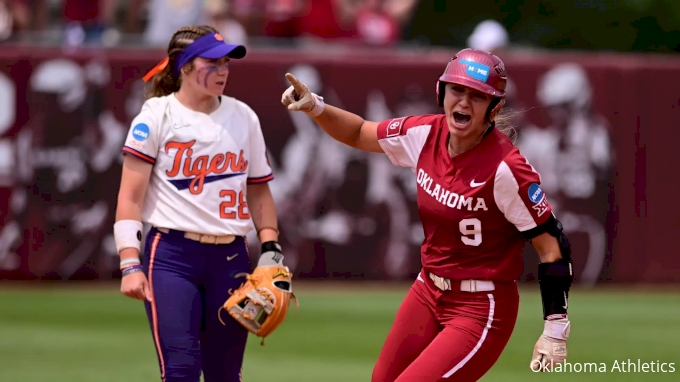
[459,59,490,83]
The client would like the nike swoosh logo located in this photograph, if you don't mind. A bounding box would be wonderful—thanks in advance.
[227,254,239,261]
[470,180,486,187]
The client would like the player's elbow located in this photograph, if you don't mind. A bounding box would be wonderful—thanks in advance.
[117,178,147,207]
[115,190,144,217]
[531,232,563,263]
[334,124,362,149]
[538,249,562,263]
[115,180,148,218]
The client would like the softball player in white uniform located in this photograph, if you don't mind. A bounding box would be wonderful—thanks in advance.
[113,25,285,382]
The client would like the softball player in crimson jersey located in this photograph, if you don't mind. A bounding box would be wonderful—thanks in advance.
[282,48,574,381]
[114,25,286,382]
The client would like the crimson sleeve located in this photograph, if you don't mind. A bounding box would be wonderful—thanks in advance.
[375,115,438,170]
[494,151,553,231]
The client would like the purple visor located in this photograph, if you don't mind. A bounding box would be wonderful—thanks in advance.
[174,33,246,76]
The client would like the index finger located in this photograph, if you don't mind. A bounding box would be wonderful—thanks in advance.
[285,73,305,92]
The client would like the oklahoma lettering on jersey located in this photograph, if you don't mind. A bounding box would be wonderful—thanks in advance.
[377,114,553,282]
[122,94,273,237]
[416,168,488,212]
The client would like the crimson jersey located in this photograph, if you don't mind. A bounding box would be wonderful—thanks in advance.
[377,115,553,281]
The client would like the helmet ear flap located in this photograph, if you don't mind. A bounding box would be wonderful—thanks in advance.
[437,81,446,107]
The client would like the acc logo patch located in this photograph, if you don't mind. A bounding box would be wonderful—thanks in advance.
[528,183,544,204]
[386,117,405,137]
[459,59,490,83]
[132,123,150,141]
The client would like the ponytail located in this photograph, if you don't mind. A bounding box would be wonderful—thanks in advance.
[494,108,521,144]
[145,61,180,100]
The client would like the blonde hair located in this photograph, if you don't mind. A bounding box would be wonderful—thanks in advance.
[145,25,219,100]
[494,108,520,144]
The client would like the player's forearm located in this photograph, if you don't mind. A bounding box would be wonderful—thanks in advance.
[531,231,572,320]
[311,105,366,148]
[246,183,279,242]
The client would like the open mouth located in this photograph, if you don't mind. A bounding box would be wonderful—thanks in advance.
[453,112,472,126]
[216,81,225,86]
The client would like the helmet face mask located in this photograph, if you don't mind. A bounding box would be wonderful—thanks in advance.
[436,49,508,122]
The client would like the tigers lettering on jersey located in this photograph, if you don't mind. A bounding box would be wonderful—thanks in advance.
[416,169,488,212]
[121,94,273,237]
[164,140,248,195]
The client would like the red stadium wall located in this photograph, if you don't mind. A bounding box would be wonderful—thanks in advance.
[0,46,678,283]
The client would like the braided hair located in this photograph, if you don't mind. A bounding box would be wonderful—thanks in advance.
[145,25,219,99]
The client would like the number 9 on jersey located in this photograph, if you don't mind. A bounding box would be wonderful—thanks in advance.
[459,218,482,246]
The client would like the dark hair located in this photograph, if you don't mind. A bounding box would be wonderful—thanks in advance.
[145,25,219,100]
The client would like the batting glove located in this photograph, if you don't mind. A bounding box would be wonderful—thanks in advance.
[257,241,284,267]
[281,73,325,117]
[531,317,570,372]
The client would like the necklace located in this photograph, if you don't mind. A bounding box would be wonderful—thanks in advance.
[448,126,491,157]
[447,144,458,157]
[448,136,481,157]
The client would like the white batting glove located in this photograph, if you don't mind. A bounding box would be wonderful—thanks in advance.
[530,318,570,372]
[281,73,325,117]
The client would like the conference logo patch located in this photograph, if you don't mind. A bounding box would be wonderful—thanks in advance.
[132,123,150,141]
[528,183,550,217]
[528,183,544,204]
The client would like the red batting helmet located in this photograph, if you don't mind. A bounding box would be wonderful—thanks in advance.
[436,49,508,118]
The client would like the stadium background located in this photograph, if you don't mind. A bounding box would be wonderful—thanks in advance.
[0,0,679,381]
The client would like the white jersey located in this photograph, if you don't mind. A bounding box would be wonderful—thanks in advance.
[122,94,273,236]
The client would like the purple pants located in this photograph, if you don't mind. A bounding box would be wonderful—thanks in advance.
[141,227,253,382]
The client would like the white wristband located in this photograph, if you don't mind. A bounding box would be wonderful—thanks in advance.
[544,319,570,340]
[306,94,325,117]
[120,258,141,267]
[113,220,143,254]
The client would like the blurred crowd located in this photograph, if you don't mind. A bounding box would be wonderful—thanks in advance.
[0,0,425,47]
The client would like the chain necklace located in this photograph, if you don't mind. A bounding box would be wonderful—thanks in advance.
[448,126,492,158]
[448,134,482,158]
[447,144,458,157]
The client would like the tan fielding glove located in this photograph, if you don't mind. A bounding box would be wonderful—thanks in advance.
[530,318,570,372]
[281,73,325,117]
